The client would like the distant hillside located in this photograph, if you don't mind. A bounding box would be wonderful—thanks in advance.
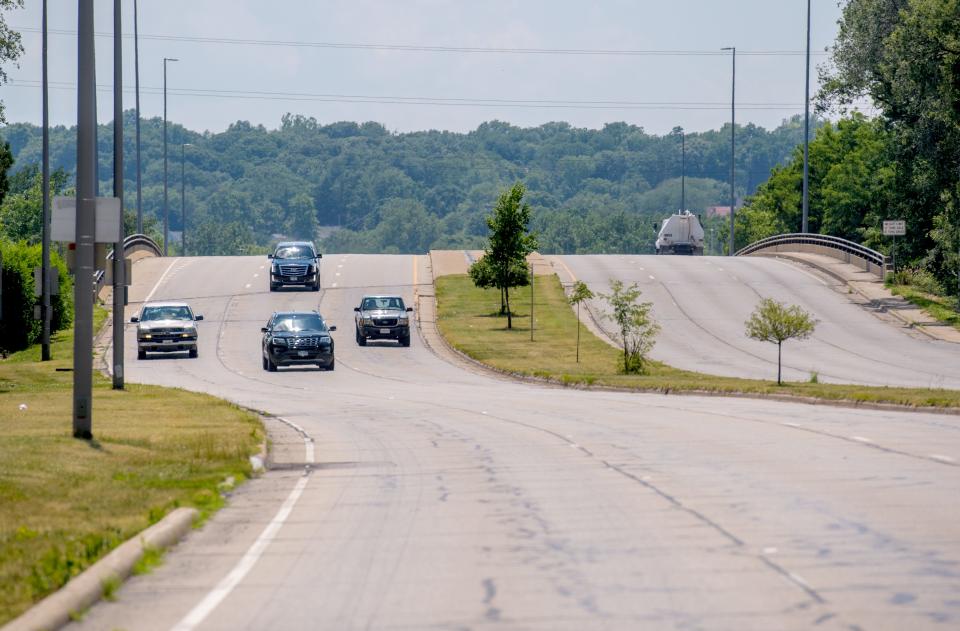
[1,113,814,254]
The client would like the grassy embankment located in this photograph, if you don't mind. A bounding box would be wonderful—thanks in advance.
[887,283,960,331]
[436,274,960,409]
[0,308,263,624]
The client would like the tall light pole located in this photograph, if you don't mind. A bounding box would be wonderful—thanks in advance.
[163,57,178,256]
[112,0,125,390]
[134,0,142,234]
[680,127,686,212]
[40,0,51,361]
[802,0,812,233]
[181,143,191,255]
[722,46,736,255]
[74,0,96,439]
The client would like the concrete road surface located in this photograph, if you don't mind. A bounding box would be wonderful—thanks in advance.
[557,254,960,388]
[69,254,960,631]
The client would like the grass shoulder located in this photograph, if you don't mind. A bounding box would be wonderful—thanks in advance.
[435,273,960,410]
[887,283,960,331]
[0,308,263,625]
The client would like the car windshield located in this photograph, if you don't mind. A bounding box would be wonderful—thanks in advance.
[274,246,315,260]
[141,306,193,321]
[361,297,405,311]
[273,314,327,332]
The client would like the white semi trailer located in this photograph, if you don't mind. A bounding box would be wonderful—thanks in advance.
[654,210,705,255]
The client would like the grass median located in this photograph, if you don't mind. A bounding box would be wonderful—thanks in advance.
[0,308,263,624]
[435,273,960,409]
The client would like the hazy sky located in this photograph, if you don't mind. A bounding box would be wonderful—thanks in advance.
[2,1,852,135]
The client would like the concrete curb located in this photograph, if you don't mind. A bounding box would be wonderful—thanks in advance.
[1,507,198,631]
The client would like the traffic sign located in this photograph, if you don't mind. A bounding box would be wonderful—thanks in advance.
[883,220,906,236]
[51,196,122,243]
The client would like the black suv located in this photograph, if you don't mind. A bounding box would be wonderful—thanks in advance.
[261,311,337,371]
[269,241,321,291]
[354,295,413,347]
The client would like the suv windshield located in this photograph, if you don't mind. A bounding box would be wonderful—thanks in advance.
[273,314,327,332]
[141,306,194,321]
[274,246,315,260]
[361,297,405,311]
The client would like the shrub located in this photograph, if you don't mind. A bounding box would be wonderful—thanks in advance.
[0,240,73,354]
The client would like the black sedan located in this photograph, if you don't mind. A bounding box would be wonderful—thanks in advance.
[261,311,336,371]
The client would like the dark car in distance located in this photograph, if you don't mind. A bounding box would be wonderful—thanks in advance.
[268,241,321,291]
[354,295,413,347]
[261,311,336,371]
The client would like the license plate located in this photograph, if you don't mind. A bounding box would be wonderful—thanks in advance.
[162,339,174,344]
[297,350,309,357]
[380,328,391,334]
[291,276,299,281]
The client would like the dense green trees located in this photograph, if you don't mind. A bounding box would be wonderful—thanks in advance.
[2,113,811,256]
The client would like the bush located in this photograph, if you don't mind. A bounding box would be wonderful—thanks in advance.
[0,240,73,354]
[890,266,944,295]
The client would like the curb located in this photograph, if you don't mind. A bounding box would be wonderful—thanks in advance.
[1,507,198,631]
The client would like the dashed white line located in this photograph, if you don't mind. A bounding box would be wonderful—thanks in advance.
[850,435,873,443]
[648,275,655,280]
[142,258,179,304]
[331,283,337,288]
[930,454,956,463]
[253,273,259,278]
[244,283,251,289]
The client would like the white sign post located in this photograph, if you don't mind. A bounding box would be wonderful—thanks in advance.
[883,220,906,276]
[52,196,122,243]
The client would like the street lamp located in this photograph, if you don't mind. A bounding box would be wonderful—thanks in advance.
[181,143,192,255]
[134,0,142,234]
[721,46,736,255]
[163,56,178,256]
[679,127,686,212]
[802,0,812,233]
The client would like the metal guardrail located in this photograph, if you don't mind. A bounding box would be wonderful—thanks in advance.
[735,233,890,275]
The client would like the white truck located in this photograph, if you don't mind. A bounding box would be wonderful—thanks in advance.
[654,210,705,255]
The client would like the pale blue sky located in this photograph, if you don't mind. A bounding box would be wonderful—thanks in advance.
[2,0,854,134]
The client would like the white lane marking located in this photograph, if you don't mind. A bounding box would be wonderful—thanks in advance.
[244,283,251,289]
[142,259,179,304]
[170,475,310,631]
[767,257,829,286]
[763,547,778,554]
[638,267,645,271]
[850,435,873,443]
[259,265,265,270]
[782,422,801,428]
[481,411,488,415]
[930,454,956,463]
[648,275,655,280]
[717,267,725,272]
[335,273,341,277]
[337,264,343,268]
[331,283,337,288]
[253,273,259,278]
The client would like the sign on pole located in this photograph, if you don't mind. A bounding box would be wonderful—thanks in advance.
[52,196,121,243]
[883,220,906,236]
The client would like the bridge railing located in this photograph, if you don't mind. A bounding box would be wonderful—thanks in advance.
[97,234,163,294]
[735,233,890,278]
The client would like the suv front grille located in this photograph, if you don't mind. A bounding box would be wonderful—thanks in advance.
[279,264,309,276]
[289,336,320,349]
[373,318,398,327]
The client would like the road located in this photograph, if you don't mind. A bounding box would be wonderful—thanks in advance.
[70,254,960,631]
[558,254,960,388]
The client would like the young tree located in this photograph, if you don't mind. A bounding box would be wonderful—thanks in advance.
[600,279,660,374]
[568,280,594,362]
[469,182,537,329]
[745,298,817,385]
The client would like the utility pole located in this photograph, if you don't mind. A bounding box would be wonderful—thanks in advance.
[802,0,812,233]
[529,260,534,342]
[163,57,178,256]
[722,46,736,255]
[134,0,143,234]
[74,0,96,439]
[40,0,51,361]
[680,128,686,212]
[181,143,191,255]
[112,0,125,390]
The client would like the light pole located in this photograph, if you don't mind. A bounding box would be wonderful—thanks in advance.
[163,57,178,256]
[181,143,191,255]
[802,0,812,233]
[41,0,51,361]
[721,46,736,255]
[680,127,686,212]
[112,0,125,390]
[134,0,142,234]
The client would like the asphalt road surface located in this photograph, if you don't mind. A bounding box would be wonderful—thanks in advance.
[558,254,960,388]
[70,254,960,631]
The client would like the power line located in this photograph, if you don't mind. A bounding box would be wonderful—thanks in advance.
[15,26,829,57]
[8,80,806,111]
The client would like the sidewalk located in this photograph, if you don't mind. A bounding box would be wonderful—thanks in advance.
[761,252,960,344]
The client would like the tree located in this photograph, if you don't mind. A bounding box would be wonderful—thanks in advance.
[469,182,537,329]
[745,298,817,385]
[0,0,24,123]
[600,279,660,374]
[568,280,594,362]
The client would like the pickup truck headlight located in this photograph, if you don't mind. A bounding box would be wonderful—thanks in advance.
[362,317,374,326]
[398,315,409,323]
[140,333,152,340]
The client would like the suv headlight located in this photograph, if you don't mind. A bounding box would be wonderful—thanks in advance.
[272,337,288,346]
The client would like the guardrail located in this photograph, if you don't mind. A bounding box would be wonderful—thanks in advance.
[97,234,163,295]
[735,233,890,277]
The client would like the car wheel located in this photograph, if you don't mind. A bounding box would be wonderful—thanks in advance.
[323,358,335,371]
[269,283,278,292]
[267,356,278,372]
[189,348,198,359]
[400,334,411,347]
[312,281,320,292]
[262,355,268,371]
[356,327,366,346]
[137,350,146,360]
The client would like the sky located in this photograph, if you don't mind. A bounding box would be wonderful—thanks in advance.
[1,0,854,136]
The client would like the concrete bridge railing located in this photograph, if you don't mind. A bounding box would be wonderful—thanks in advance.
[735,233,890,278]
[97,233,163,293]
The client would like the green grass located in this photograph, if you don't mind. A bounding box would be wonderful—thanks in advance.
[888,284,960,330]
[0,309,264,625]
[436,274,960,409]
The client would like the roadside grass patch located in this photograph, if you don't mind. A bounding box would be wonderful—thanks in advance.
[888,284,960,331]
[0,314,263,625]
[435,273,960,409]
